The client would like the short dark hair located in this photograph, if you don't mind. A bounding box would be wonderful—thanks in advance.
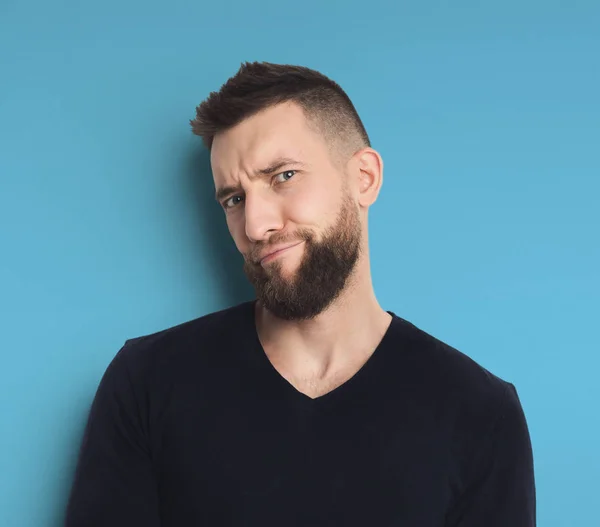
[190,61,370,161]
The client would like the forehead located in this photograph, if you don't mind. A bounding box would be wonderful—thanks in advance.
[210,102,324,180]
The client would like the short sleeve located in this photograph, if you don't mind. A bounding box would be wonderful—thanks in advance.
[445,383,536,527]
[65,341,161,527]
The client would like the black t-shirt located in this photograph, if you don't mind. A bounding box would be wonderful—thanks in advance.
[65,300,536,526]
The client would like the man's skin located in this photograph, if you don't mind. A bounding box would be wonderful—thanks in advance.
[210,100,393,399]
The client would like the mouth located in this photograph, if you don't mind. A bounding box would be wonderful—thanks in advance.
[259,241,304,265]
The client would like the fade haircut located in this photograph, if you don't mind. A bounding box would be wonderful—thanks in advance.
[190,61,370,165]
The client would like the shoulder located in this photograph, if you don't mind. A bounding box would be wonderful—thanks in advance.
[390,314,510,398]
[387,315,531,485]
[112,300,255,381]
[387,314,521,443]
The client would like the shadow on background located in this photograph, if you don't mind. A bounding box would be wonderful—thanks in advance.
[184,144,255,308]
[54,143,255,527]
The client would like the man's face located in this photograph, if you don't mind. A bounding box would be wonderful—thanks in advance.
[210,102,362,320]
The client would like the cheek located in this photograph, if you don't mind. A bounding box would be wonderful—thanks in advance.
[288,184,336,226]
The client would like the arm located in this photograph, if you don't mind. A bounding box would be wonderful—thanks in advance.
[445,383,536,527]
[65,342,161,527]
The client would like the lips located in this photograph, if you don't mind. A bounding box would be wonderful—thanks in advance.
[258,241,303,264]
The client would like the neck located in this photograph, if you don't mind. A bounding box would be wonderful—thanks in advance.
[254,264,392,380]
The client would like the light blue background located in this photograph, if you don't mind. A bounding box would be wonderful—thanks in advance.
[1,1,598,525]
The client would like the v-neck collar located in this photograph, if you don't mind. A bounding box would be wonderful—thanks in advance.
[241,300,399,411]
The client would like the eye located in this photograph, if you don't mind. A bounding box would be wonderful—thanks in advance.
[223,195,243,210]
[222,170,296,210]
[274,170,296,183]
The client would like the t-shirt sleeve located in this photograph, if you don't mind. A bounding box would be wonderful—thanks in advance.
[65,341,161,527]
[445,382,536,527]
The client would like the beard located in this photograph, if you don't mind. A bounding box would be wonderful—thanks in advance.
[242,192,362,321]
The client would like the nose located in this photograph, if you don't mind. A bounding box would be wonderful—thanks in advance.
[243,190,283,243]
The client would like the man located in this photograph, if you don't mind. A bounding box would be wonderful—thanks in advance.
[65,61,536,526]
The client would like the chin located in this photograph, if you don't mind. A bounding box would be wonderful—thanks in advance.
[275,263,299,281]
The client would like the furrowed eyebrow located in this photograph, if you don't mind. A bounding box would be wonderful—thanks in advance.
[214,157,304,203]
[215,184,240,203]
[255,157,303,176]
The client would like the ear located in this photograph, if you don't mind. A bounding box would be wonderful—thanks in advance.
[350,148,384,208]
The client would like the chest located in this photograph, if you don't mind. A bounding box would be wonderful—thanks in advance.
[155,391,452,526]
[284,369,358,399]
[267,348,375,400]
